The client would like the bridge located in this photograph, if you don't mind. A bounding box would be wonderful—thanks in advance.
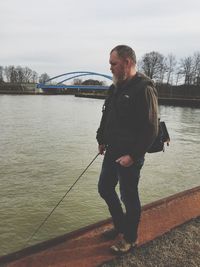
[37,71,112,93]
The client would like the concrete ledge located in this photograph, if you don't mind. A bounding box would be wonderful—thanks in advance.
[1,186,200,267]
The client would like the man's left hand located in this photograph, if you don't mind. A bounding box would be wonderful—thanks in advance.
[116,155,134,167]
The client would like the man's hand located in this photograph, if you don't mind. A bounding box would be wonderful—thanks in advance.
[116,155,134,167]
[98,144,106,155]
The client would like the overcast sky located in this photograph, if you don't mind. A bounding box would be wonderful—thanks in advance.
[1,0,200,79]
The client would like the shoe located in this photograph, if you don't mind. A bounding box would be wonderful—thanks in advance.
[102,228,119,240]
[110,238,136,254]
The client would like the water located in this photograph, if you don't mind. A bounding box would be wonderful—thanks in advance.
[0,95,199,256]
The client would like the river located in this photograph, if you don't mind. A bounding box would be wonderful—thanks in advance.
[0,94,199,256]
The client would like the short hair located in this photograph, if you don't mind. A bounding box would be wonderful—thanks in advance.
[111,45,136,64]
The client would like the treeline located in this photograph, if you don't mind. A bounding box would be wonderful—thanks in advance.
[73,51,200,86]
[1,50,200,86]
[73,78,106,86]
[0,65,50,84]
[138,51,200,86]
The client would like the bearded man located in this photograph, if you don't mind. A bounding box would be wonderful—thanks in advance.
[96,45,158,254]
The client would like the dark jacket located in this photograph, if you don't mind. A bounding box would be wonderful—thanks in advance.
[96,72,158,159]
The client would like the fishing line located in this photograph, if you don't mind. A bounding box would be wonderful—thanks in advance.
[25,152,100,247]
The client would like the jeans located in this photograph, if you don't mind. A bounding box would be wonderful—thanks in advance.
[98,148,144,243]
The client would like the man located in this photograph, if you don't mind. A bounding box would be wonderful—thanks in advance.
[96,45,158,254]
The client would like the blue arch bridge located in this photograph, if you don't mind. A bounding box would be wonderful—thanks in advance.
[37,71,112,94]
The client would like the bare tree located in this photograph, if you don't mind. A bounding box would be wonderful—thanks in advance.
[179,56,193,85]
[15,66,24,83]
[82,79,104,85]
[73,78,82,85]
[0,66,4,82]
[166,54,177,84]
[192,52,200,85]
[4,66,11,82]
[4,65,38,83]
[136,59,143,72]
[4,65,17,83]
[31,71,38,83]
[175,71,182,86]
[39,73,50,83]
[23,67,33,83]
[158,57,167,83]
[140,51,165,81]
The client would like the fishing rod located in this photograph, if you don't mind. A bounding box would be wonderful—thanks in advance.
[25,152,100,247]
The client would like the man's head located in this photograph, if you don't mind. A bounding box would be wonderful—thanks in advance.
[109,45,137,86]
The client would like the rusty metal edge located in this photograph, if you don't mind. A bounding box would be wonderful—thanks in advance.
[0,185,200,265]
[98,216,200,267]
[142,185,200,211]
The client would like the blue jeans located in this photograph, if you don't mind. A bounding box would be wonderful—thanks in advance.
[98,148,144,243]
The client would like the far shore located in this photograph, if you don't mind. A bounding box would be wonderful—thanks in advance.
[1,82,200,108]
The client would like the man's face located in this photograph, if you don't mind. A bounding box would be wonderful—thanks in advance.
[109,51,126,85]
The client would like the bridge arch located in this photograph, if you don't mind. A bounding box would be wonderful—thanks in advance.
[44,71,112,84]
[37,71,112,91]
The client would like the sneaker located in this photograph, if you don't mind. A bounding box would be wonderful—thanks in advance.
[110,238,136,254]
[102,228,119,240]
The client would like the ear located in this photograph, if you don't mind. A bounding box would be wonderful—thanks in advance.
[125,58,132,67]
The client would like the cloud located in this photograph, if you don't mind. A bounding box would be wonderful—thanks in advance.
[1,0,200,77]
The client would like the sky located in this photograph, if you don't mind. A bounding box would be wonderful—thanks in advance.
[1,0,200,79]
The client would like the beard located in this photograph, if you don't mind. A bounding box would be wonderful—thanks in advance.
[112,69,127,87]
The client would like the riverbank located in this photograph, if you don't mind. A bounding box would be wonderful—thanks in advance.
[2,89,199,107]
[75,93,200,107]
[101,216,200,267]
[0,83,37,94]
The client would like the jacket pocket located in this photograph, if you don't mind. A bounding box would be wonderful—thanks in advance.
[117,94,132,122]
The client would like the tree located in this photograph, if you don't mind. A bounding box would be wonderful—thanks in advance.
[166,54,177,84]
[73,78,82,85]
[82,79,104,85]
[4,65,38,83]
[23,67,33,83]
[136,59,142,73]
[31,71,38,83]
[192,52,200,85]
[179,56,193,85]
[15,66,24,83]
[4,65,16,83]
[140,51,165,81]
[158,57,167,83]
[0,66,4,82]
[39,73,50,83]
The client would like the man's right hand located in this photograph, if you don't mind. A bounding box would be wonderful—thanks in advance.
[98,144,106,155]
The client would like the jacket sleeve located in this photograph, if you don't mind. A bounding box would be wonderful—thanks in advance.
[130,85,158,159]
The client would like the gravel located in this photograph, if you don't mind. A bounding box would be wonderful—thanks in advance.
[101,216,200,267]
